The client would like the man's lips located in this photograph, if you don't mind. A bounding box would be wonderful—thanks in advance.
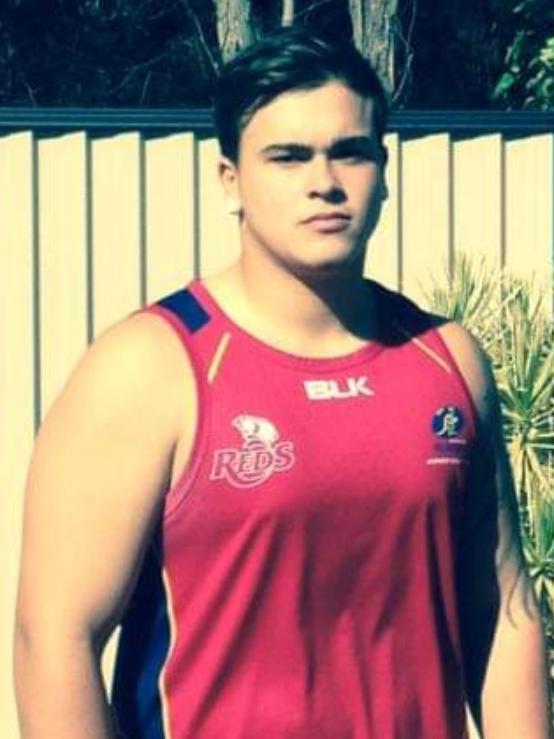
[302,212,351,224]
[302,212,352,232]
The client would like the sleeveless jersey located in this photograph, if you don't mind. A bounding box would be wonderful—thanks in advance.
[111,278,479,739]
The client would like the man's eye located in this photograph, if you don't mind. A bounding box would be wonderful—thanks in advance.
[271,154,296,162]
[271,154,304,163]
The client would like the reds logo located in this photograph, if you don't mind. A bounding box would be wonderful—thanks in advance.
[210,415,295,489]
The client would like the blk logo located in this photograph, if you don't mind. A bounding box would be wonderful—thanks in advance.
[304,376,374,401]
[210,415,295,489]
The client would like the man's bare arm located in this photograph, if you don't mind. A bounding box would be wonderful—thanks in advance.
[14,312,195,738]
[440,322,553,739]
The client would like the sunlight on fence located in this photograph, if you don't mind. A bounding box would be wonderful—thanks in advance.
[1,126,552,738]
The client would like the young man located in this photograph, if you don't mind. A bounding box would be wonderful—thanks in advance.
[14,27,552,739]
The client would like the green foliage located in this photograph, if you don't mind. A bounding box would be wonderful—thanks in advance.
[0,0,352,107]
[522,490,554,616]
[404,0,514,109]
[0,0,220,106]
[495,280,554,524]
[0,0,548,109]
[421,253,500,348]
[493,0,554,109]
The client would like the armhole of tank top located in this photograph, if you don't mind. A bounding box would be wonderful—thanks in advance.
[431,323,481,432]
[137,303,211,520]
[384,289,480,432]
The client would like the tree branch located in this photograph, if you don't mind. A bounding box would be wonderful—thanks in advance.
[392,0,418,106]
[178,0,220,76]
[294,0,336,23]
[106,48,172,97]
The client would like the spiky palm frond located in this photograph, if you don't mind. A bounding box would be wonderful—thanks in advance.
[495,276,554,516]
[421,253,501,352]
[521,488,554,614]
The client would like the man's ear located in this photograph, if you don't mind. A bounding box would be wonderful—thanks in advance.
[218,156,242,215]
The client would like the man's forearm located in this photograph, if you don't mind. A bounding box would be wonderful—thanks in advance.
[14,629,117,739]
[481,601,553,738]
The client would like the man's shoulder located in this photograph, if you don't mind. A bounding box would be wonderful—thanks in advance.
[370,279,447,337]
[49,309,196,448]
[370,280,493,419]
[437,320,494,422]
[88,309,195,388]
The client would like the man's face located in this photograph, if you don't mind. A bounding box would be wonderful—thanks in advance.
[220,81,387,278]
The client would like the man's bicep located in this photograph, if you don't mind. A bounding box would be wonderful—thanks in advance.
[16,315,183,646]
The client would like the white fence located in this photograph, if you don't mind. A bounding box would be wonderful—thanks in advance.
[1,121,553,738]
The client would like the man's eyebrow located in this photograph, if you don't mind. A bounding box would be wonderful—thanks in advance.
[260,143,312,155]
[329,136,378,153]
[260,136,378,155]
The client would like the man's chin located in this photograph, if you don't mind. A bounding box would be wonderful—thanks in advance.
[290,252,365,281]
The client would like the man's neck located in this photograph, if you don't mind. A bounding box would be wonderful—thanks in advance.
[203,257,379,358]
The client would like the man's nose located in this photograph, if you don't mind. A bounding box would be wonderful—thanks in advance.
[307,155,345,202]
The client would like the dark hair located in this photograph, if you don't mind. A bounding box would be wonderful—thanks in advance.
[213,26,390,163]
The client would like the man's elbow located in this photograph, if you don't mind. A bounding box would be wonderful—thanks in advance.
[14,613,97,698]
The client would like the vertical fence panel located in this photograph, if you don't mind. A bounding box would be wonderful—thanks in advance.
[38,133,89,417]
[90,132,145,690]
[198,138,240,278]
[453,134,503,271]
[401,134,451,302]
[365,132,401,290]
[0,132,36,739]
[91,133,143,336]
[505,134,554,302]
[145,133,196,302]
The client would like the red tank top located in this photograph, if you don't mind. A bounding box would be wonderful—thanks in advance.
[111,278,476,739]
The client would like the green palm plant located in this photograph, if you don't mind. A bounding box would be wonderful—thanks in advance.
[520,484,554,683]
[494,278,554,531]
[522,488,554,616]
[421,253,501,353]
